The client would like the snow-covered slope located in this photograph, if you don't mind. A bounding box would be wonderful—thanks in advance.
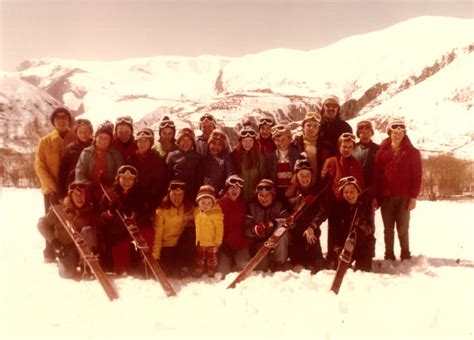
[1,16,473,176]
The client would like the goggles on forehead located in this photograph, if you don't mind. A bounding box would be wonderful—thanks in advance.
[256,184,274,192]
[227,177,244,188]
[258,117,274,127]
[338,176,358,189]
[294,159,312,171]
[304,112,321,124]
[117,165,138,177]
[239,128,257,139]
[169,183,186,191]
[271,124,287,133]
[116,116,133,125]
[340,132,357,142]
[136,129,154,139]
[69,182,88,191]
[357,124,372,130]
[390,123,406,131]
[159,120,175,129]
[200,114,216,123]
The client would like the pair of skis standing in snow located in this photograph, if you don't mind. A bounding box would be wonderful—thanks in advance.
[52,173,373,300]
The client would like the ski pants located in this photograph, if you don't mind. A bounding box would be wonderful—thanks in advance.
[196,245,219,274]
[58,226,97,279]
[380,196,411,259]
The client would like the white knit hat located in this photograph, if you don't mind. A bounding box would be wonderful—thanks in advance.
[196,185,216,204]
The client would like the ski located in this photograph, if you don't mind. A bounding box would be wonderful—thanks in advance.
[227,182,329,289]
[99,181,177,297]
[51,204,119,301]
[330,205,360,295]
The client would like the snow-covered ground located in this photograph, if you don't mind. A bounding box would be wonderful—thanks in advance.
[0,188,473,339]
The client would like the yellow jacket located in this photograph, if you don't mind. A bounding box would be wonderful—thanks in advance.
[152,205,193,259]
[34,129,76,195]
[194,205,224,247]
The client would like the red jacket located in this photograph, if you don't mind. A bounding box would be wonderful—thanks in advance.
[374,136,422,199]
[218,196,250,251]
[321,155,365,199]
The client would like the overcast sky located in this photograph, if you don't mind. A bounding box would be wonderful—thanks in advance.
[0,0,472,71]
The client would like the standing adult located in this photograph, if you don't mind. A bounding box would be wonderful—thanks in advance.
[195,113,217,155]
[111,116,137,162]
[353,120,380,192]
[373,118,422,261]
[318,95,353,166]
[58,119,94,198]
[153,116,178,158]
[35,107,76,262]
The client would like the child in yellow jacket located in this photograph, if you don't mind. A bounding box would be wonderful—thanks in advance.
[194,185,224,277]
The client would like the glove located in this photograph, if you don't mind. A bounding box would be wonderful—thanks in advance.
[48,192,60,206]
[252,221,274,238]
[50,238,65,258]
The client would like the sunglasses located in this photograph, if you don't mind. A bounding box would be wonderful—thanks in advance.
[338,176,358,187]
[117,165,138,177]
[169,183,186,191]
[340,132,357,142]
[136,129,154,139]
[200,114,216,123]
[116,116,133,125]
[357,124,372,130]
[159,120,175,129]
[258,117,274,126]
[256,185,273,192]
[239,129,257,138]
[227,177,244,188]
[69,182,87,191]
[390,124,406,131]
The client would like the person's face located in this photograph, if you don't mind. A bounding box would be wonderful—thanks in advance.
[137,138,151,154]
[323,99,339,120]
[209,140,224,156]
[342,184,359,205]
[303,121,320,139]
[339,140,355,158]
[259,124,272,139]
[53,113,70,132]
[274,134,291,151]
[169,188,184,207]
[178,136,193,152]
[198,197,214,212]
[226,185,241,201]
[76,125,93,143]
[95,133,111,151]
[119,174,135,192]
[160,127,175,144]
[257,190,273,207]
[390,127,406,146]
[71,189,86,208]
[357,124,373,143]
[116,124,133,143]
[296,169,312,188]
[241,137,254,151]
[201,122,215,137]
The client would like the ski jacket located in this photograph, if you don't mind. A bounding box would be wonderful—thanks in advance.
[257,137,276,158]
[353,141,379,190]
[110,138,137,163]
[75,145,123,187]
[127,149,168,213]
[35,128,77,195]
[373,136,422,200]
[244,199,288,240]
[58,139,93,198]
[321,155,365,200]
[37,198,98,246]
[202,153,236,196]
[218,196,250,251]
[153,141,178,159]
[166,148,203,200]
[194,205,224,247]
[152,205,194,259]
[318,117,353,166]
[231,150,266,203]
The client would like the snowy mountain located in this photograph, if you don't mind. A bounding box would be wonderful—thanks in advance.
[0,16,473,184]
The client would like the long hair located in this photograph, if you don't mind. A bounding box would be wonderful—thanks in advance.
[160,191,194,213]
[231,141,261,171]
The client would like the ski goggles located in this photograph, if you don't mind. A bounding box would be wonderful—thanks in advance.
[117,165,138,178]
[68,182,88,191]
[256,184,274,192]
[199,114,216,123]
[159,120,175,130]
[390,123,406,131]
[258,117,274,127]
[239,128,257,139]
[338,176,360,191]
[340,132,357,142]
[116,116,133,125]
[226,176,244,188]
[136,128,154,139]
[304,112,321,124]
[294,159,312,172]
[169,181,186,191]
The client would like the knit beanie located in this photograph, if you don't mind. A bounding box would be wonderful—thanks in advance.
[255,178,276,196]
[95,120,114,139]
[199,113,217,130]
[176,127,196,145]
[50,107,72,125]
[207,129,228,148]
[196,185,216,204]
[356,120,374,137]
[115,116,134,134]
[322,95,340,106]
[74,118,93,134]
[338,176,362,193]
[386,117,406,135]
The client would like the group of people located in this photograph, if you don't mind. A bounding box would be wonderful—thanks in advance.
[35,94,422,280]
